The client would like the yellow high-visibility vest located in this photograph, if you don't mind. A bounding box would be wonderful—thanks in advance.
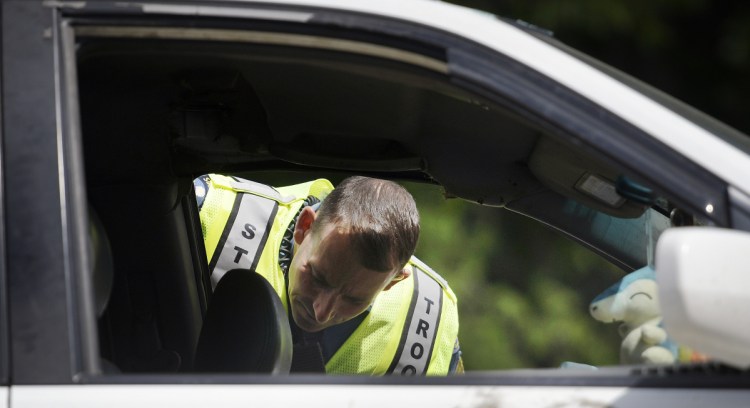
[199,174,459,375]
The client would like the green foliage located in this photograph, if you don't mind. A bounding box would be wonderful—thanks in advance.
[405,182,622,370]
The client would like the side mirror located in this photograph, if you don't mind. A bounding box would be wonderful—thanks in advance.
[656,227,750,368]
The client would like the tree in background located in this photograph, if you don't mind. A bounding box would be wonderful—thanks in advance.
[408,183,622,370]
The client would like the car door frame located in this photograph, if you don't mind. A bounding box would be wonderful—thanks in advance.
[2,0,94,386]
[4,1,750,407]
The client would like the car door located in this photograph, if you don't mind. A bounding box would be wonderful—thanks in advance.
[3,1,750,407]
[2,0,97,388]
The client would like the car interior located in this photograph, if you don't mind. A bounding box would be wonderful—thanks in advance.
[75,22,688,376]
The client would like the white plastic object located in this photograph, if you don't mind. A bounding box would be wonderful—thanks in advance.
[656,227,750,368]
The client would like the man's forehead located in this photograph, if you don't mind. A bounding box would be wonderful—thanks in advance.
[310,249,391,282]
[310,229,395,292]
[312,224,400,273]
[311,225,358,263]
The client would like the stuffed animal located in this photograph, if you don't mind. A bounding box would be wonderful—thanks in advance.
[590,266,677,365]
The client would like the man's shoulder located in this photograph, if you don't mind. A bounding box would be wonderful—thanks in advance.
[407,256,457,303]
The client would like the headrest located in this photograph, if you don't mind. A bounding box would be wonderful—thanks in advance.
[193,269,292,374]
[89,208,114,318]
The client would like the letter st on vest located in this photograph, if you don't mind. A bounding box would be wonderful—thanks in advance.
[233,223,257,264]
[212,194,276,286]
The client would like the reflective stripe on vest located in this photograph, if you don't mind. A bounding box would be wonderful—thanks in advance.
[208,191,279,289]
[228,177,296,204]
[386,266,443,375]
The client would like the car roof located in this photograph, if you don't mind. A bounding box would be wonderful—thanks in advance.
[72,0,750,194]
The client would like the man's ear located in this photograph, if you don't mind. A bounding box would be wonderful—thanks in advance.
[293,206,317,245]
[383,265,412,291]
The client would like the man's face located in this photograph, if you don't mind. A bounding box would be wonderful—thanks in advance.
[288,221,401,333]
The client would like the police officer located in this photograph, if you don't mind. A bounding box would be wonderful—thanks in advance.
[195,174,462,375]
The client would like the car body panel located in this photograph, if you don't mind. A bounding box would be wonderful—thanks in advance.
[1,0,79,384]
[9,384,750,408]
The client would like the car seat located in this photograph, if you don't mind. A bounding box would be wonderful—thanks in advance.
[193,269,292,374]
[89,208,119,373]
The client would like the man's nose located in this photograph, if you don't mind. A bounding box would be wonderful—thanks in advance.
[313,291,336,323]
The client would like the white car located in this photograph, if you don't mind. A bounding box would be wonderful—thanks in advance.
[2,0,749,406]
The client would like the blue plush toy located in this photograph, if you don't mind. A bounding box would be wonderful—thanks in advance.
[590,266,678,365]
